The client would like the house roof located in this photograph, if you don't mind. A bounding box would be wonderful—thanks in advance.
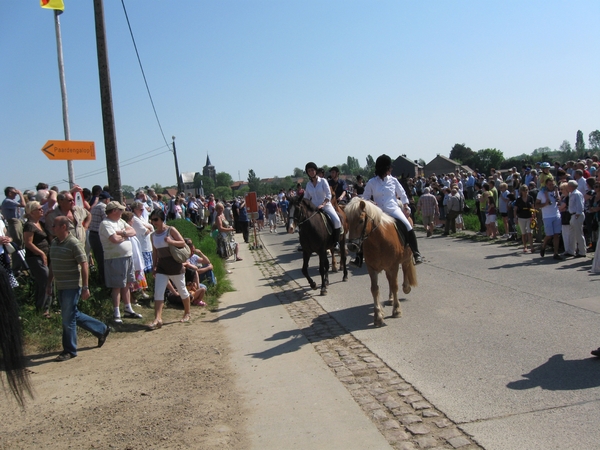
[394,154,423,168]
[180,172,197,184]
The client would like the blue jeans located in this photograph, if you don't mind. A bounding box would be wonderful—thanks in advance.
[58,288,107,356]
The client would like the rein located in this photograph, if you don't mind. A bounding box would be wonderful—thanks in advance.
[349,213,378,250]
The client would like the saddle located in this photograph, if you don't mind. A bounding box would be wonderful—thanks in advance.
[318,210,343,236]
[393,219,407,248]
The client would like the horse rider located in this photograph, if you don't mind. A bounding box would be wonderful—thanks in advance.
[303,162,343,248]
[361,154,424,265]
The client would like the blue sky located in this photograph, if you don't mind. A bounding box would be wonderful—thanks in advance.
[2,1,599,192]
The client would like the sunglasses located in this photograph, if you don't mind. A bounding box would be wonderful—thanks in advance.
[150,218,161,222]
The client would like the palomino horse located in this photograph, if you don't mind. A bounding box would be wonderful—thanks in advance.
[287,197,348,295]
[345,197,418,327]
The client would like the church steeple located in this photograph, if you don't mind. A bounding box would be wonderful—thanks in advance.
[203,153,216,182]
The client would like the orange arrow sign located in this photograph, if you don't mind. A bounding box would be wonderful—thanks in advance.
[41,140,96,160]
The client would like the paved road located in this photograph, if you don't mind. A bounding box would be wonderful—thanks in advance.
[259,227,600,449]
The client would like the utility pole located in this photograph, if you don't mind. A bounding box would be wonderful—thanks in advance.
[52,10,75,188]
[172,136,182,194]
[93,0,123,203]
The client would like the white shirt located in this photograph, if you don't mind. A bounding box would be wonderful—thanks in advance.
[304,176,331,208]
[536,189,561,219]
[361,175,409,213]
[99,218,133,259]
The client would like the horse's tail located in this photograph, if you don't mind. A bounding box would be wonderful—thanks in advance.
[0,265,33,407]
[404,256,418,288]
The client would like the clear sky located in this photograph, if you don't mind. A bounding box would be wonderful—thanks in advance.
[2,1,599,193]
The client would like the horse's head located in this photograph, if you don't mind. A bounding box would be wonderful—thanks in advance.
[287,197,314,233]
[344,198,369,251]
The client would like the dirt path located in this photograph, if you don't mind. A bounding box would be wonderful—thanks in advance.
[0,307,249,450]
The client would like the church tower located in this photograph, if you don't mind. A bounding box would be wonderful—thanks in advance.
[203,154,216,182]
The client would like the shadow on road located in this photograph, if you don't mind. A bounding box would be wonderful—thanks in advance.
[507,353,600,391]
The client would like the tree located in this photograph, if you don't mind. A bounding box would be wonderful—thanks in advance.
[213,186,233,201]
[589,130,600,151]
[194,173,214,196]
[575,130,585,156]
[216,172,233,188]
[471,148,504,175]
[248,169,261,193]
[449,143,474,165]
[292,167,304,178]
[150,183,163,193]
[121,185,135,199]
[559,140,572,154]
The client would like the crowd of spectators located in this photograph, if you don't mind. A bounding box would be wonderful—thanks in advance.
[0,183,221,361]
[402,156,600,268]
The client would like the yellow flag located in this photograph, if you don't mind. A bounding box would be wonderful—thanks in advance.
[40,0,65,11]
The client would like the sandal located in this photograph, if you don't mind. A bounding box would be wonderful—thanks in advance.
[147,320,162,330]
[235,257,243,261]
[180,314,191,323]
[43,311,52,319]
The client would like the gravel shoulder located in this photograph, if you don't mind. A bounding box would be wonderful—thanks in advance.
[0,307,249,450]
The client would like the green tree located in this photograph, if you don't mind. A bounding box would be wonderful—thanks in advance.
[150,183,163,193]
[194,174,215,196]
[471,148,504,175]
[292,167,304,177]
[216,172,234,188]
[121,185,135,199]
[559,140,572,154]
[213,186,233,201]
[449,143,474,165]
[248,169,261,193]
[237,185,250,197]
[589,130,600,151]
[575,130,585,156]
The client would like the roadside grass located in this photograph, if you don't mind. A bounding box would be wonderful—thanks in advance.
[16,219,234,352]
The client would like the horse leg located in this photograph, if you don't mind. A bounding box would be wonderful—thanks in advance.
[302,251,317,290]
[331,247,338,273]
[385,266,401,318]
[367,266,384,327]
[401,258,413,294]
[319,251,328,295]
[341,236,348,281]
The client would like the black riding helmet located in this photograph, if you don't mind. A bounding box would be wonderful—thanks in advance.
[305,162,318,173]
[375,154,392,178]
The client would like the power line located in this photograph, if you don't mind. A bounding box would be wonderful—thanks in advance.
[120,0,171,151]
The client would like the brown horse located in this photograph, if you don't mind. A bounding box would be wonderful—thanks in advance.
[345,197,417,327]
[287,197,348,295]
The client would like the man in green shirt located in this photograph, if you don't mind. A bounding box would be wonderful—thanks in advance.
[48,216,109,361]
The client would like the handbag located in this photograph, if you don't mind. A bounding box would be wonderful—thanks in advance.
[4,243,16,254]
[167,227,190,263]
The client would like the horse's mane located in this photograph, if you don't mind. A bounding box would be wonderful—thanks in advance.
[345,197,395,227]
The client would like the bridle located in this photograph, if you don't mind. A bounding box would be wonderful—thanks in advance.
[288,201,320,231]
[348,212,378,250]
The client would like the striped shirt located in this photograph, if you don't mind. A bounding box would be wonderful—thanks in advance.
[49,234,87,290]
[89,202,107,232]
[417,193,438,217]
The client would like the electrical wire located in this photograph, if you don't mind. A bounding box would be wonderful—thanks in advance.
[120,0,171,151]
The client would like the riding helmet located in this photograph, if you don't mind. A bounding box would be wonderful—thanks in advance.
[305,162,318,173]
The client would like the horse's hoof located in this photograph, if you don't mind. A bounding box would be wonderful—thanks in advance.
[342,276,348,282]
[331,268,338,273]
[403,286,411,294]
[374,320,385,327]
[392,310,402,318]
[310,282,317,290]
[320,289,327,296]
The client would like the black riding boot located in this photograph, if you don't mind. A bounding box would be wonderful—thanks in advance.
[332,227,341,252]
[406,229,423,265]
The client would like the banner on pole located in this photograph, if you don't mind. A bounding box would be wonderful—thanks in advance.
[41,0,64,11]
